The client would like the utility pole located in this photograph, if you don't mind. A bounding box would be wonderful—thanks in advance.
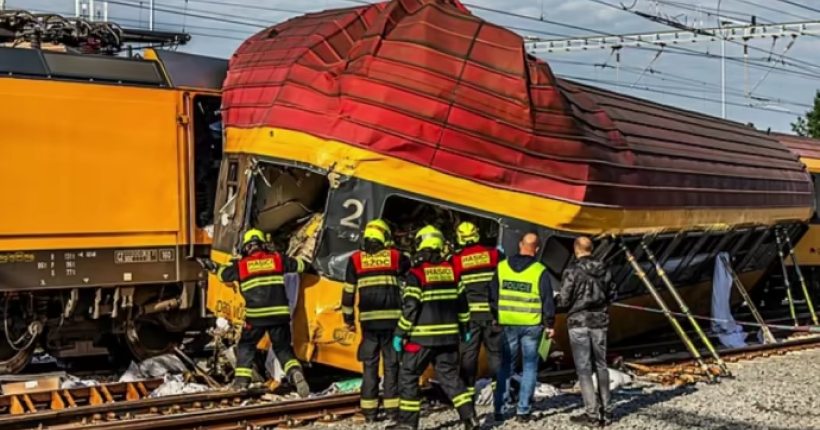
[0,0,6,11]
[149,0,154,30]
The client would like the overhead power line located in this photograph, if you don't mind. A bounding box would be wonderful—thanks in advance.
[525,20,820,53]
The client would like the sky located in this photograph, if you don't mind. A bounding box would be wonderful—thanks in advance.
[8,0,820,133]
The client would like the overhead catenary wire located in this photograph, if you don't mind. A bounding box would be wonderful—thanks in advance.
[12,0,814,120]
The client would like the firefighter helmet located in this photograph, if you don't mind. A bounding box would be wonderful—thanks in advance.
[415,225,445,251]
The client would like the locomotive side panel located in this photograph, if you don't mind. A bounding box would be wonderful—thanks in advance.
[0,79,186,291]
[0,79,182,244]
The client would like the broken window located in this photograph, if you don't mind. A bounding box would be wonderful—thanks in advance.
[379,194,501,255]
[246,162,330,261]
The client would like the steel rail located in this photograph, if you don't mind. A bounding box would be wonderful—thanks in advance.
[27,392,362,430]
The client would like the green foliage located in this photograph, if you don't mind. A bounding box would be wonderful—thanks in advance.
[791,90,820,138]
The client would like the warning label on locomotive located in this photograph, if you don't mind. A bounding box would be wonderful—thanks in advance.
[114,249,158,264]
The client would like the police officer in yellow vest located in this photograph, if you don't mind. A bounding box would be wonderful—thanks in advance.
[489,232,555,423]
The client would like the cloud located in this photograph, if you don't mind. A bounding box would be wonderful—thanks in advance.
[6,0,820,132]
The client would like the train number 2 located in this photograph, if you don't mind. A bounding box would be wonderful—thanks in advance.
[340,199,364,228]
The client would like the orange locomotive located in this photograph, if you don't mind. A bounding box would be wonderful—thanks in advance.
[0,46,228,374]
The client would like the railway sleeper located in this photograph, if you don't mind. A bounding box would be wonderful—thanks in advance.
[0,378,164,415]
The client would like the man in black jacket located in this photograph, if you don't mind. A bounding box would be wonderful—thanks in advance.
[559,237,616,427]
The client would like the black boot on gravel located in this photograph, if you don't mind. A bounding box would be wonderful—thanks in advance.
[569,414,600,427]
[462,417,480,430]
[599,412,613,427]
[385,423,414,430]
[290,369,310,398]
[493,412,505,423]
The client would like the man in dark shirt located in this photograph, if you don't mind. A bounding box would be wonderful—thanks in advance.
[559,236,617,427]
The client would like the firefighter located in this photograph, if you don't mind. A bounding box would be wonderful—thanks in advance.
[342,219,411,424]
[207,229,310,397]
[450,221,504,399]
[388,225,479,430]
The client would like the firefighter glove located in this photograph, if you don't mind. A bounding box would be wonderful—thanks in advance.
[196,258,219,273]
[392,336,403,353]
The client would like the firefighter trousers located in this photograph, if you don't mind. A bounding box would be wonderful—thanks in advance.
[398,344,476,429]
[235,323,302,385]
[358,329,400,419]
[460,320,502,397]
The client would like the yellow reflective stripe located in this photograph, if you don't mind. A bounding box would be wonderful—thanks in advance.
[458,282,466,294]
[499,292,541,301]
[403,286,422,300]
[235,367,253,377]
[469,303,491,312]
[409,324,459,336]
[245,306,290,316]
[295,258,305,272]
[462,273,493,283]
[216,263,232,280]
[383,398,399,408]
[458,312,470,323]
[241,276,285,292]
[341,305,354,315]
[357,275,399,288]
[359,309,402,321]
[398,316,414,330]
[400,399,421,411]
[452,392,472,407]
[283,359,300,374]
[466,386,475,396]
[361,398,379,409]
[421,289,458,298]
[343,283,356,294]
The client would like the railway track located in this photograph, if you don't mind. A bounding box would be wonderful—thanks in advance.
[4,332,820,430]
[624,332,820,385]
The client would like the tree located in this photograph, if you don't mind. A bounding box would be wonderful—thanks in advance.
[791,90,820,138]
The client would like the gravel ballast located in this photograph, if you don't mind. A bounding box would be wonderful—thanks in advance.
[323,347,820,430]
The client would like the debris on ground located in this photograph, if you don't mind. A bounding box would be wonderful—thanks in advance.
[119,354,188,382]
[571,368,634,392]
[149,374,212,397]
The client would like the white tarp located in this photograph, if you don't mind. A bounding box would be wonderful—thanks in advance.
[711,252,747,348]
[118,354,188,382]
[264,272,300,382]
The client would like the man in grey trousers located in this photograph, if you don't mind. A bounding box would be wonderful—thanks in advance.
[558,237,617,427]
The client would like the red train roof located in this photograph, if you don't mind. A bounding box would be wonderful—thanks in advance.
[772,132,820,161]
[222,0,812,210]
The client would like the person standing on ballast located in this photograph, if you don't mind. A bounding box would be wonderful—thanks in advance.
[559,237,617,427]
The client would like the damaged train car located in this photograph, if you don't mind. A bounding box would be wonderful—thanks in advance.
[207,0,814,375]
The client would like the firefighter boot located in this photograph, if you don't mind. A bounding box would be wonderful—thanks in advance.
[229,378,250,390]
[384,423,415,430]
[289,368,311,398]
[462,416,480,430]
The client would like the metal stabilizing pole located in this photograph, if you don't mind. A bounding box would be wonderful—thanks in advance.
[781,231,819,325]
[639,240,730,376]
[718,254,777,344]
[774,230,799,326]
[616,238,716,380]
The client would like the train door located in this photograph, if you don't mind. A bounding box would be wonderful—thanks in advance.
[185,92,224,249]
